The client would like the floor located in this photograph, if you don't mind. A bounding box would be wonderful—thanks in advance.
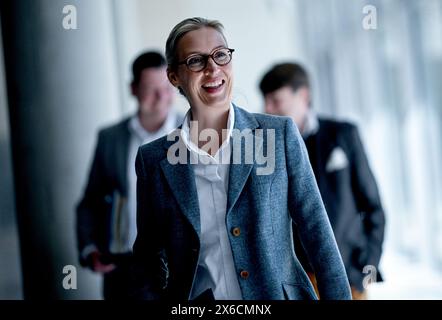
[0,224,23,299]
[367,247,442,300]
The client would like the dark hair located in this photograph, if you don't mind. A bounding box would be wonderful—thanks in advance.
[131,51,166,86]
[259,62,310,96]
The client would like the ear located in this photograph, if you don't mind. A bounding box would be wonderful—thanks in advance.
[167,67,180,88]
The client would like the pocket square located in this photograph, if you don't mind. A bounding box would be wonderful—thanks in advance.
[326,147,348,172]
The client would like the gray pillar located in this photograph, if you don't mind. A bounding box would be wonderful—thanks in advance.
[1,0,122,299]
[0,15,22,299]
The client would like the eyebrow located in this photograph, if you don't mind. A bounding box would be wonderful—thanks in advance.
[182,45,226,58]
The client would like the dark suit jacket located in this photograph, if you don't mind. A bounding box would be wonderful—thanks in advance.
[76,115,182,266]
[76,117,131,266]
[294,118,385,291]
[131,105,351,300]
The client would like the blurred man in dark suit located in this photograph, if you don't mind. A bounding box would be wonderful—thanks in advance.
[76,51,182,299]
[259,62,386,299]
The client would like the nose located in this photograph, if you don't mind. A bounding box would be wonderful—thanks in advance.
[204,56,219,74]
[156,89,170,101]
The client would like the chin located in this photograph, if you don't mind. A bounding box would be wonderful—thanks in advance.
[205,98,230,109]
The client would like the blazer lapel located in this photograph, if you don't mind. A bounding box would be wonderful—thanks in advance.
[226,161,253,216]
[116,118,131,196]
[315,120,335,191]
[159,105,259,234]
[226,105,259,215]
[160,144,201,238]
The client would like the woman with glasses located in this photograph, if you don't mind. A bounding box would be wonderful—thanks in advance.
[131,17,351,300]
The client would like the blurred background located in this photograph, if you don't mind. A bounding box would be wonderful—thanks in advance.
[0,0,441,299]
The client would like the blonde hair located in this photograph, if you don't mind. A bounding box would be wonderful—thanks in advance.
[165,17,227,71]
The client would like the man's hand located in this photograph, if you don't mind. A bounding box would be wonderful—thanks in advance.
[88,251,116,273]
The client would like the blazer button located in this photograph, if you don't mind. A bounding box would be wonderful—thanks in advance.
[232,227,241,237]
[240,270,249,279]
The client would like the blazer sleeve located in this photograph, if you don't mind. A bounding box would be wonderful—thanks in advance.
[348,125,386,272]
[76,131,107,265]
[284,118,351,300]
[129,148,166,300]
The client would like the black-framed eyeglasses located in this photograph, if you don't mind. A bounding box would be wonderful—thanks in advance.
[178,47,235,72]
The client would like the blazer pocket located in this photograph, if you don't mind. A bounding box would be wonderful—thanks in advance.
[325,146,349,173]
[282,282,318,300]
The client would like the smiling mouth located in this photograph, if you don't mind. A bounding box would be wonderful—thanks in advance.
[202,79,225,93]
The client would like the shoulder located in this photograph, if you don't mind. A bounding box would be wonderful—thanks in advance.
[252,112,292,129]
[233,104,292,130]
[97,117,131,140]
[318,117,358,135]
[138,134,171,163]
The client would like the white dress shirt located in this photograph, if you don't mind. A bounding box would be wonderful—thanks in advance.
[109,111,177,253]
[301,109,320,139]
[180,104,243,300]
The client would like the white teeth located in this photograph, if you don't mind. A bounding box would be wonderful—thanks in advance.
[203,80,223,88]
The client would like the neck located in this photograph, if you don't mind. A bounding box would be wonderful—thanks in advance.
[138,110,167,133]
[295,112,310,135]
[297,120,305,134]
[190,104,230,153]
